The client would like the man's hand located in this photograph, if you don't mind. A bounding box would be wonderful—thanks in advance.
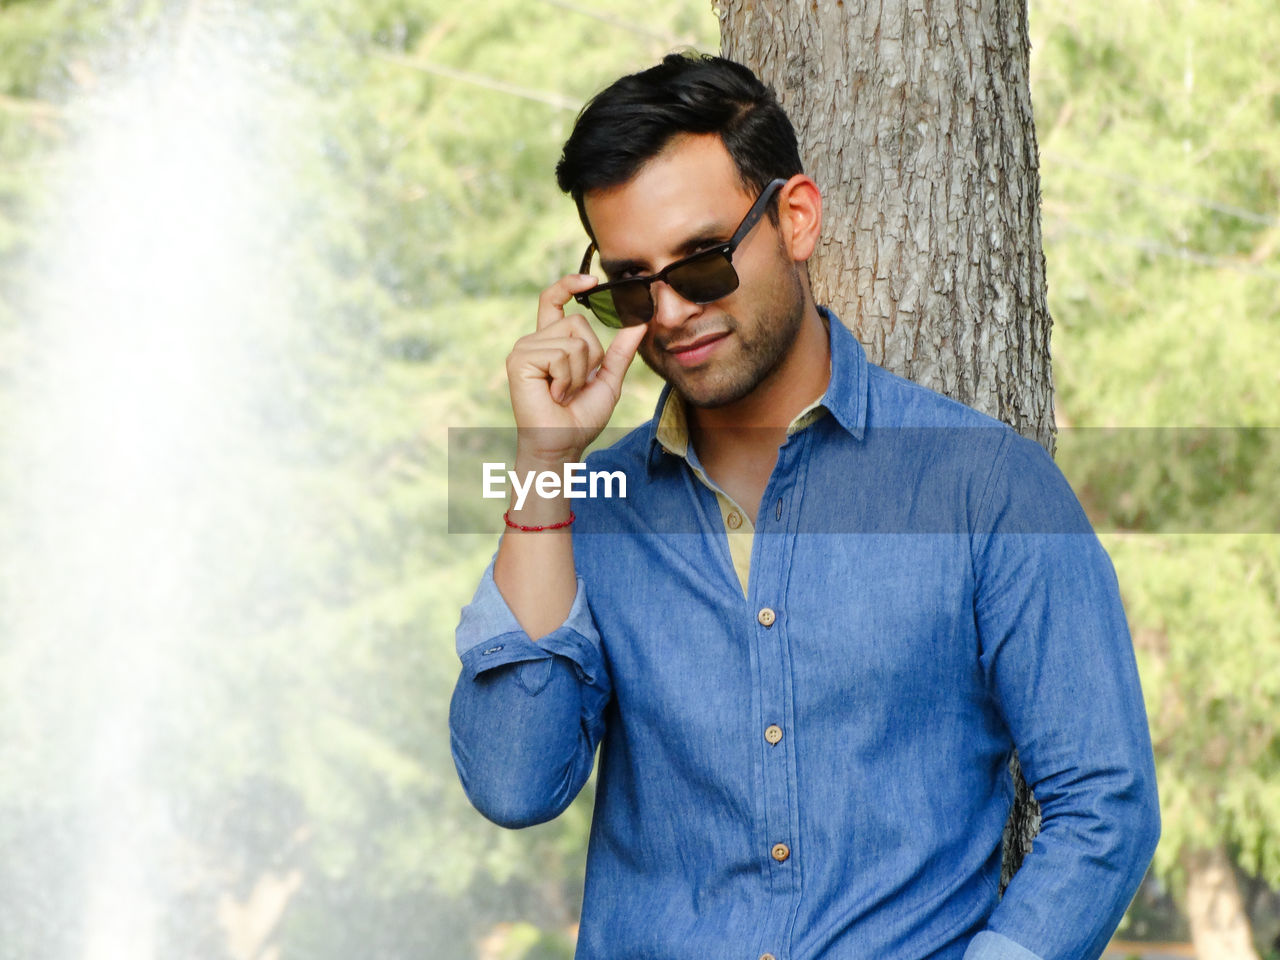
[506,274,647,464]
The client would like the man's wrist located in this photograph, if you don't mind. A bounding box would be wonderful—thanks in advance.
[513,448,586,474]
[505,450,582,525]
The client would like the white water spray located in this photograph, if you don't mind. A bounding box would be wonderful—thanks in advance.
[7,8,287,959]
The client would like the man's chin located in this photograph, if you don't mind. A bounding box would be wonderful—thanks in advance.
[639,346,755,409]
[669,370,756,409]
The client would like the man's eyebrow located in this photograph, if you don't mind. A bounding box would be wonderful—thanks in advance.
[599,226,731,278]
[600,255,646,277]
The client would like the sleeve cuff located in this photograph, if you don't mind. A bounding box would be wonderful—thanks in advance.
[454,557,525,652]
[963,932,1045,960]
[456,559,607,688]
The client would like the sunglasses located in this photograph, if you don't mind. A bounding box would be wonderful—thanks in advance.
[573,178,788,328]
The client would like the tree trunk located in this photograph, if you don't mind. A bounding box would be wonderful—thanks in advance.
[720,0,1054,889]
[1184,845,1262,960]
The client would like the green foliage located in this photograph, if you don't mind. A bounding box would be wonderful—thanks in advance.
[1032,0,1280,931]
[1108,535,1280,891]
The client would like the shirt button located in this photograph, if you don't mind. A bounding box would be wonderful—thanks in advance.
[760,955,777,960]
[764,724,783,745]
[726,510,743,529]
[757,607,776,627]
[771,842,790,862]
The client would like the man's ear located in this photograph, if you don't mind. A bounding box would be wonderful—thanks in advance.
[778,175,822,263]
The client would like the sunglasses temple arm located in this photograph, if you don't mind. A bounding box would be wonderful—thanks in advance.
[578,242,596,275]
[729,178,789,248]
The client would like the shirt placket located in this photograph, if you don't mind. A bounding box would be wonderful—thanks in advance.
[743,427,811,960]
[668,405,819,960]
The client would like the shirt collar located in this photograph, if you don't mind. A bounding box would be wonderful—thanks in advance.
[644,305,868,477]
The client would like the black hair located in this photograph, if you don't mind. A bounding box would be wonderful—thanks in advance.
[555,52,803,235]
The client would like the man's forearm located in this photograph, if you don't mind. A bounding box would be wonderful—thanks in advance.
[450,653,601,829]
[493,449,582,640]
[451,561,612,830]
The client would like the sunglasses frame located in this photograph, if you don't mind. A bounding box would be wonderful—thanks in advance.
[573,177,789,327]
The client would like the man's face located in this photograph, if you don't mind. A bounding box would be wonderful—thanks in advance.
[582,134,806,408]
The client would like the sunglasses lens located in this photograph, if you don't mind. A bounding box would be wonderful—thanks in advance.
[586,287,653,328]
[610,282,656,327]
[584,290,625,328]
[581,250,738,327]
[668,252,739,304]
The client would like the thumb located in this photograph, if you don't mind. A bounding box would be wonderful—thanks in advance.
[594,324,647,397]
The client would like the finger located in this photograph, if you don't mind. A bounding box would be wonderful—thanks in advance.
[518,336,590,377]
[544,352,574,403]
[550,335,591,403]
[530,319,605,394]
[537,274,599,332]
[566,314,606,371]
[539,314,606,370]
[571,338,593,399]
[513,342,574,380]
[594,324,647,397]
[515,345,581,404]
[548,313,605,373]
[511,333,590,373]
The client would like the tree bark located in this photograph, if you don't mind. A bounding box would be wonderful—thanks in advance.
[1184,845,1262,960]
[720,0,1054,889]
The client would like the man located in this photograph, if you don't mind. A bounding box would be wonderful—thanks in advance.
[450,52,1159,960]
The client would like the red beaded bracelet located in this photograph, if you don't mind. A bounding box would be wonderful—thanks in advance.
[503,509,576,532]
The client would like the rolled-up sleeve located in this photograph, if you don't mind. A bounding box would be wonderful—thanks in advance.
[450,556,612,829]
[968,433,1161,960]
[964,930,1049,960]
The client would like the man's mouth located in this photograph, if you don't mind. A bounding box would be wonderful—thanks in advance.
[664,331,730,367]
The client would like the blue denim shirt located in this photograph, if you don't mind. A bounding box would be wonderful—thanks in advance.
[451,310,1159,960]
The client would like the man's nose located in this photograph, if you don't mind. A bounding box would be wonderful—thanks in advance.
[649,279,701,330]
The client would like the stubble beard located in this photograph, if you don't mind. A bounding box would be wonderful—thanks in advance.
[639,262,807,409]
